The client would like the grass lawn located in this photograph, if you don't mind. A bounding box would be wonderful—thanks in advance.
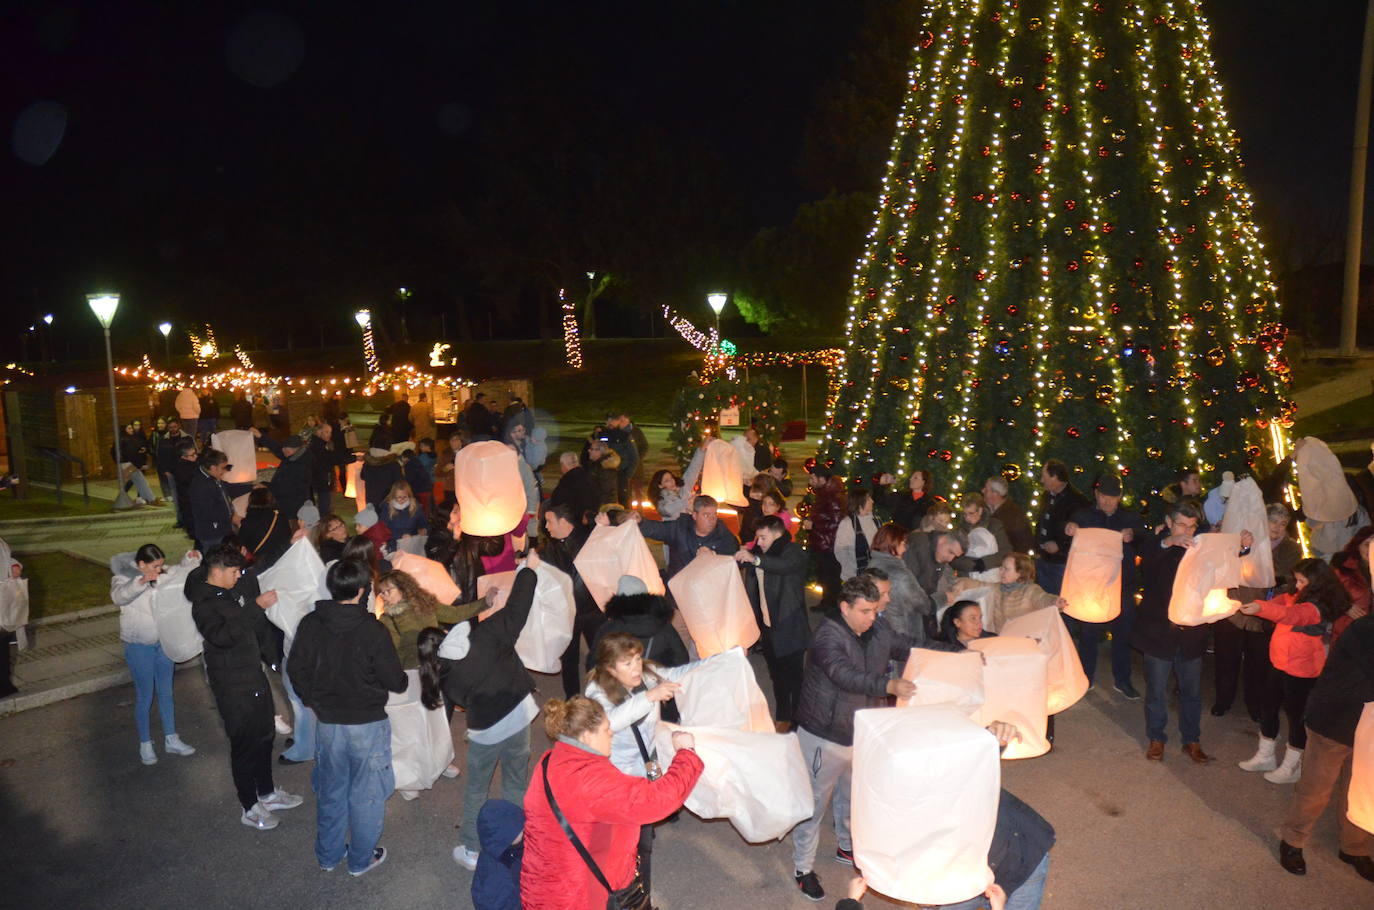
[15,551,113,619]
[0,488,118,520]
[1292,394,1374,440]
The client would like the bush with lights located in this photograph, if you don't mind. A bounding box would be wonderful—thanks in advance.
[667,375,784,468]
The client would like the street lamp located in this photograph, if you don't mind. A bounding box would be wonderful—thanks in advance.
[707,292,728,341]
[158,321,172,367]
[43,314,53,325]
[355,309,378,373]
[88,293,135,510]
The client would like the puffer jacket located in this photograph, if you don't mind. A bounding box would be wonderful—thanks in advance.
[585,658,703,777]
[360,450,402,508]
[586,593,690,671]
[522,740,702,910]
[187,565,278,694]
[1254,593,1330,679]
[795,612,913,746]
[110,551,202,645]
[807,477,846,553]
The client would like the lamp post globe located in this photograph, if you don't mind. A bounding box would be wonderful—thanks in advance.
[87,293,134,510]
[707,292,727,344]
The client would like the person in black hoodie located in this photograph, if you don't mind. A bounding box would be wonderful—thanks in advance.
[188,544,302,830]
[542,503,605,697]
[288,558,408,877]
[419,555,541,871]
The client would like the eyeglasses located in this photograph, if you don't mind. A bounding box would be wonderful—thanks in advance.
[222,464,234,472]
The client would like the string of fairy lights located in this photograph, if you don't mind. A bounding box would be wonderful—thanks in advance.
[819,0,1292,509]
[560,288,584,370]
[117,354,475,398]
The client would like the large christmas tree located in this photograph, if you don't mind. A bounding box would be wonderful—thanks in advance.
[819,0,1293,506]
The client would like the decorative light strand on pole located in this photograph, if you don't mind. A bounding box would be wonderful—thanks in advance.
[560,288,583,369]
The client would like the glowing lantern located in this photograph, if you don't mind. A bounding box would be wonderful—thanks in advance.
[851,705,1000,905]
[667,551,759,658]
[1220,477,1274,588]
[211,430,257,484]
[1350,703,1374,835]
[700,438,747,506]
[1060,527,1123,622]
[969,636,1051,759]
[345,455,365,510]
[453,440,525,536]
[572,521,665,609]
[1168,533,1243,626]
[391,551,462,605]
[898,648,985,711]
[1000,606,1089,714]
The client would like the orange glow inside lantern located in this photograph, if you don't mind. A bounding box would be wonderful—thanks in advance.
[454,440,526,536]
[1060,527,1122,623]
[700,438,747,506]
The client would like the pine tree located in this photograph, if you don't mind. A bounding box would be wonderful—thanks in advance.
[819,0,1293,508]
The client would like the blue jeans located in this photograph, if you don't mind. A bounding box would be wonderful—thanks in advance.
[1035,560,1066,596]
[124,642,176,742]
[122,465,156,502]
[937,854,1050,910]
[1144,651,1202,745]
[313,718,394,873]
[1066,593,1136,687]
[280,659,316,762]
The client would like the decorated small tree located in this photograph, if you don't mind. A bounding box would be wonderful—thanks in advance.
[819,0,1292,507]
[668,375,784,468]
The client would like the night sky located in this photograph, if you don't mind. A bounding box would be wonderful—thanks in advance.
[2,0,1366,361]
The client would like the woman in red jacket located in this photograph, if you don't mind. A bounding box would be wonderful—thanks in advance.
[522,695,703,910]
[1236,559,1351,785]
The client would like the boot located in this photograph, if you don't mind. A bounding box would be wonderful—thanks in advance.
[1238,735,1277,772]
[1264,746,1303,784]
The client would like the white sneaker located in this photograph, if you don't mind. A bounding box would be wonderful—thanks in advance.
[441,763,461,779]
[400,789,419,801]
[139,741,157,765]
[452,844,479,870]
[349,846,387,877]
[241,803,279,830]
[259,788,304,812]
[274,715,293,736]
[164,734,196,756]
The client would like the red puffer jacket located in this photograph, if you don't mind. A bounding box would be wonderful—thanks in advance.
[522,741,703,910]
[808,477,847,553]
[1254,593,1328,679]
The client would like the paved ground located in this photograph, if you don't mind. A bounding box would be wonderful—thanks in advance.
[2,642,1370,910]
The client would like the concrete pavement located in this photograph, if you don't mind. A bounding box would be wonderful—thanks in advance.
[1,644,1370,910]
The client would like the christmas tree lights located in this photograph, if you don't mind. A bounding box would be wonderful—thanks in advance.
[820,0,1291,509]
[560,288,584,369]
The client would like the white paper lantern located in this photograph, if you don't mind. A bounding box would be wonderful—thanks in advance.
[1000,606,1089,714]
[898,648,985,711]
[653,722,813,843]
[477,562,576,673]
[1220,477,1275,589]
[344,456,364,509]
[1295,436,1359,522]
[211,430,257,484]
[674,647,774,732]
[667,551,760,658]
[260,538,327,640]
[700,438,747,506]
[386,669,456,792]
[1061,527,1123,623]
[852,705,999,906]
[391,550,463,605]
[1348,703,1374,835]
[572,521,665,609]
[151,569,203,662]
[454,440,526,536]
[1168,533,1244,626]
[969,636,1051,759]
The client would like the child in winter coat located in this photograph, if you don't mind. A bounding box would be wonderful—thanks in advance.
[470,800,524,910]
[1236,558,1352,784]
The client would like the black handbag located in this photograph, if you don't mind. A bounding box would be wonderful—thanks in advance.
[541,754,652,910]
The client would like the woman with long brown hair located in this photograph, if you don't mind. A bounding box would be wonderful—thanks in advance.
[521,695,701,910]
[375,569,483,669]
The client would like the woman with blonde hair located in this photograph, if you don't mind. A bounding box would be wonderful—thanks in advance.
[522,694,701,910]
[946,552,1063,633]
[380,480,427,548]
[584,632,711,897]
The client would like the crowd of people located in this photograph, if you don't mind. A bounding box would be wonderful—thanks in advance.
[8,386,1374,908]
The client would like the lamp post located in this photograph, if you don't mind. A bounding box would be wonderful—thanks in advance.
[88,293,135,510]
[355,309,378,373]
[707,292,727,345]
[158,321,172,367]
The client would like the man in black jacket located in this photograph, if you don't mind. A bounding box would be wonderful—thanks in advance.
[190,448,257,550]
[1132,500,1252,765]
[1033,459,1088,594]
[790,576,918,902]
[189,544,301,830]
[253,428,314,522]
[547,451,600,527]
[736,516,810,731]
[155,418,189,509]
[1276,614,1374,879]
[543,503,605,697]
[289,558,408,877]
